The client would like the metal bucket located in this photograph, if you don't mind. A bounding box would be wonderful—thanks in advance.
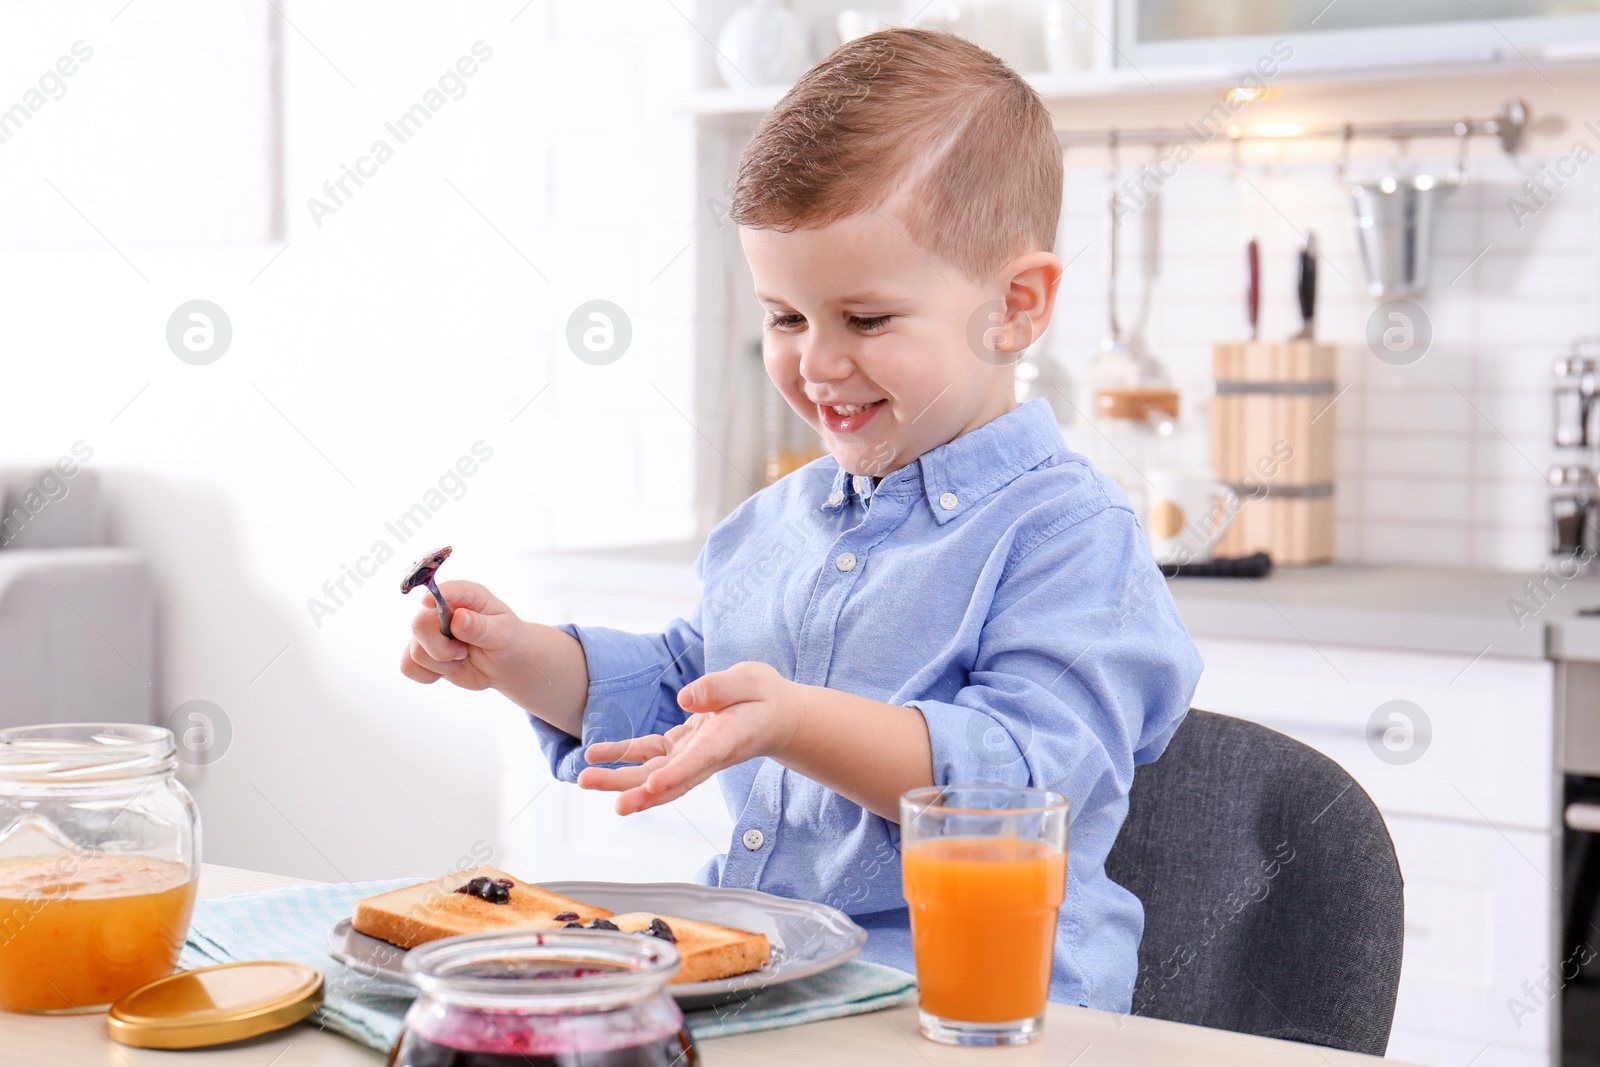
[1350,175,1439,297]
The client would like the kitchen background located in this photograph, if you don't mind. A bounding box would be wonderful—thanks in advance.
[3,1,1599,1066]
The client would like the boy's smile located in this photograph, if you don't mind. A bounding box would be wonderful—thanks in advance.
[741,205,1062,478]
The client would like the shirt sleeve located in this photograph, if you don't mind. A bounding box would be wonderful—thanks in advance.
[528,604,706,782]
[904,504,1202,823]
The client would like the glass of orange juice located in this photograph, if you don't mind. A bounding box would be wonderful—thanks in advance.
[900,785,1069,1046]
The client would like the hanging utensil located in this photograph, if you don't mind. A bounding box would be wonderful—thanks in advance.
[1129,174,1160,357]
[1350,173,1439,297]
[1084,134,1177,435]
[1130,170,1174,436]
[1078,142,1182,529]
[1103,134,1125,353]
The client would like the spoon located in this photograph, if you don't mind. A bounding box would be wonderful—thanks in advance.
[401,546,454,638]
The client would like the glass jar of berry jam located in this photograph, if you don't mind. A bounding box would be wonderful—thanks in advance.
[0,723,201,1013]
[389,930,699,1067]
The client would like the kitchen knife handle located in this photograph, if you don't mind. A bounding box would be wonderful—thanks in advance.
[1246,237,1260,341]
[1298,232,1317,330]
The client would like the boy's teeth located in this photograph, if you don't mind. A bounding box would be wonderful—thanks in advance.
[830,404,871,416]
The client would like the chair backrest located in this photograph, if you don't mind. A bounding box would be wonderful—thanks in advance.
[1106,708,1404,1056]
[0,466,106,550]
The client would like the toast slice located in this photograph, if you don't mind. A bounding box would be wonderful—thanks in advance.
[351,866,613,949]
[605,911,770,984]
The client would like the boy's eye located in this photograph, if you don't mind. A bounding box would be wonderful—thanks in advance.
[765,312,805,330]
[850,315,890,333]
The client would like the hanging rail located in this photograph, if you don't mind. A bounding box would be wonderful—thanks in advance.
[1056,98,1529,154]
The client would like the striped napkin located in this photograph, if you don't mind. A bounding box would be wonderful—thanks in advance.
[179,878,917,1053]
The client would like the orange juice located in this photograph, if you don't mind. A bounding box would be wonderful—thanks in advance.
[0,854,196,1012]
[902,836,1066,1022]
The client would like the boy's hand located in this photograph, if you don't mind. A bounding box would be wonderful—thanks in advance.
[576,661,805,815]
[400,580,532,692]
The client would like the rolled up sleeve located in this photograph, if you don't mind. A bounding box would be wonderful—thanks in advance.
[529,607,706,782]
[905,506,1202,820]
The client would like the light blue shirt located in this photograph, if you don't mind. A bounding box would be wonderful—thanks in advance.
[530,398,1203,1011]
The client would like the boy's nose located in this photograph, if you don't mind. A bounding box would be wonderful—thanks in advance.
[798,335,855,384]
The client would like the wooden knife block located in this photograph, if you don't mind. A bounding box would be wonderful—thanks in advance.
[1210,342,1337,565]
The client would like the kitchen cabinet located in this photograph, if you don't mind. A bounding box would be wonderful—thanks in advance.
[1192,635,1560,1067]
[1191,636,1557,830]
[1117,0,1600,72]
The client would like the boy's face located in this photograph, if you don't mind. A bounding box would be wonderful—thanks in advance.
[742,207,1054,478]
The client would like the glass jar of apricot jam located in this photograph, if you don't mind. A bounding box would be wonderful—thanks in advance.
[388,931,699,1067]
[0,723,200,1013]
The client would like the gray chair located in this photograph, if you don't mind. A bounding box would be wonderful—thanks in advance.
[1106,709,1404,1056]
[0,466,155,728]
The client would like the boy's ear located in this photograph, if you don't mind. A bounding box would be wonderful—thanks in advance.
[994,252,1064,354]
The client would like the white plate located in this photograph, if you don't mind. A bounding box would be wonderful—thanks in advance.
[326,880,867,1010]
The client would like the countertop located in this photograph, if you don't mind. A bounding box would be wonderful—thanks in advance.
[0,864,1411,1067]
[1170,563,1600,662]
[1167,564,1573,661]
[528,542,1600,662]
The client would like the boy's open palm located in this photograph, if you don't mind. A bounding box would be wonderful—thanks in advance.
[577,661,803,815]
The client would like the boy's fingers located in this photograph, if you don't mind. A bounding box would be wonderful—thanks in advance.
[643,745,720,800]
[421,580,507,617]
[414,581,517,652]
[617,771,699,814]
[407,640,463,677]
[679,661,772,713]
[680,671,735,712]
[585,736,667,764]
[635,723,730,803]
[411,609,469,662]
[578,754,669,793]
[400,644,444,683]
[447,607,513,652]
[576,764,650,792]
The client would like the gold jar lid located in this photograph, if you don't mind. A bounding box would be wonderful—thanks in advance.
[107,961,323,1049]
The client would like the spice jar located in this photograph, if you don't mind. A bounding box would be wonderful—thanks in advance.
[389,930,698,1066]
[1549,464,1598,560]
[1553,353,1598,448]
[0,723,200,1012]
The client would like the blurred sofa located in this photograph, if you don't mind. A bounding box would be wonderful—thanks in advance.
[0,465,155,730]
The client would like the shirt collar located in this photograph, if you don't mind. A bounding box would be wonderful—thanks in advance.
[822,467,875,510]
[819,399,1063,523]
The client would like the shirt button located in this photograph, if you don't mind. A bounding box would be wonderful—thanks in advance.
[742,828,765,851]
[835,552,857,572]
[827,490,844,506]
[939,492,959,511]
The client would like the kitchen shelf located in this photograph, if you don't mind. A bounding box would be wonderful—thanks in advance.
[690,50,1600,119]
[689,66,1225,117]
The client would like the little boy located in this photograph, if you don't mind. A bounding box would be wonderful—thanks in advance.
[401,28,1202,1011]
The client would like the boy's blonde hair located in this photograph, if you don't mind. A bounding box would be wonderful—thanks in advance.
[730,27,1063,282]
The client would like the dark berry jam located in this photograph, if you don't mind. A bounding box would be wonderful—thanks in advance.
[386,1030,697,1066]
[392,931,694,1067]
[454,877,513,904]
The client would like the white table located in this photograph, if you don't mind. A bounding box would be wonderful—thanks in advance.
[0,863,1416,1066]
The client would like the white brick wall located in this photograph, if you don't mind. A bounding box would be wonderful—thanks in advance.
[1049,152,1594,571]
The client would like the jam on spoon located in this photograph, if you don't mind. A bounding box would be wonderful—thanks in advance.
[401,546,454,638]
